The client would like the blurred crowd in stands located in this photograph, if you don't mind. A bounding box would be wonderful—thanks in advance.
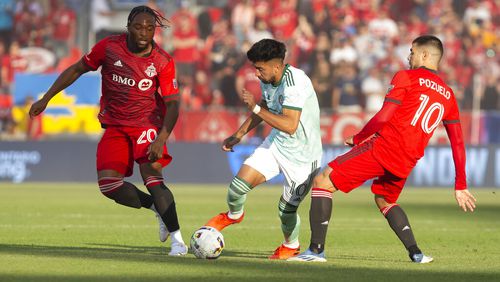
[0,0,498,140]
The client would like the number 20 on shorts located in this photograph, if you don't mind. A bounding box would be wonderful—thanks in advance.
[137,129,158,144]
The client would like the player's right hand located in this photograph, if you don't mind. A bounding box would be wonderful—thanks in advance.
[454,189,476,212]
[29,98,49,118]
[222,136,241,152]
[239,88,256,112]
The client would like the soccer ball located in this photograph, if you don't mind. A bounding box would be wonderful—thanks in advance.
[190,226,225,259]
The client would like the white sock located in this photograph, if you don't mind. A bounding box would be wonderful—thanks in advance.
[170,230,184,244]
[283,239,299,249]
[227,211,243,220]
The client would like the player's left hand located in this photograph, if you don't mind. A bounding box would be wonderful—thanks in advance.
[455,189,476,212]
[147,139,164,162]
[222,136,241,152]
[239,88,256,111]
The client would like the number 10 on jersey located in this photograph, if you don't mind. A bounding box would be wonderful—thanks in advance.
[410,94,444,134]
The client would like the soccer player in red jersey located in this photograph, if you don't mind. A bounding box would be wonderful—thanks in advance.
[29,6,187,256]
[289,35,477,263]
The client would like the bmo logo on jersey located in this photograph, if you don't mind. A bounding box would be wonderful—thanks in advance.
[112,74,136,86]
[112,74,153,91]
[138,78,153,91]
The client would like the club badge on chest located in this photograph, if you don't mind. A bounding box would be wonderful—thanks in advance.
[145,63,157,77]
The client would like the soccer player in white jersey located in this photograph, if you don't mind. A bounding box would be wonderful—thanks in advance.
[204,39,323,259]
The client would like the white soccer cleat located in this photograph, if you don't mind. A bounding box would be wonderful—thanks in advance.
[411,253,434,263]
[287,249,327,262]
[168,242,188,256]
[151,205,169,242]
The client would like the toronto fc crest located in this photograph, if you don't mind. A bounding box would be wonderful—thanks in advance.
[145,63,157,77]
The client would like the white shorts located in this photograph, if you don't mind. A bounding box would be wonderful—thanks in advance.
[244,140,321,207]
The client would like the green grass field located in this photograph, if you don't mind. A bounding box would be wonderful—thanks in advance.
[0,183,498,282]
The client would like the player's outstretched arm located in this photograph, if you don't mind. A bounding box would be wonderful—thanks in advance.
[444,121,476,212]
[29,60,88,118]
[222,104,265,152]
[455,189,476,212]
[444,122,467,187]
[351,101,399,145]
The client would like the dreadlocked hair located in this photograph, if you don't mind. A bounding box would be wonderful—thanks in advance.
[127,5,170,28]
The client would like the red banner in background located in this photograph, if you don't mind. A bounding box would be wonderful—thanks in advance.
[174,110,477,145]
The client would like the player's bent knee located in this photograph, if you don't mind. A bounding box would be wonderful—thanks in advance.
[374,195,390,208]
[139,162,163,178]
[98,176,124,197]
[312,174,335,193]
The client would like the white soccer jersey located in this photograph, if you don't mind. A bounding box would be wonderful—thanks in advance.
[261,64,323,165]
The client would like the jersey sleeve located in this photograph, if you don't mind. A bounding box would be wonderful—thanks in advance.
[158,58,179,101]
[442,89,460,123]
[282,84,305,111]
[353,101,399,145]
[385,70,411,104]
[81,38,107,71]
[444,122,467,190]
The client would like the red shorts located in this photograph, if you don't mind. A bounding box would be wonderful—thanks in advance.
[328,140,406,203]
[96,126,172,177]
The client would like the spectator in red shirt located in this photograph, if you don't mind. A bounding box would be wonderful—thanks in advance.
[13,1,32,47]
[47,0,76,60]
[269,0,298,41]
[1,41,28,93]
[0,92,13,135]
[193,70,213,108]
[171,2,199,86]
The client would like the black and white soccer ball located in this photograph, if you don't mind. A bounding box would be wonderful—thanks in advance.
[190,226,225,259]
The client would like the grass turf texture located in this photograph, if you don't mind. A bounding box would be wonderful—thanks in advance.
[0,183,498,282]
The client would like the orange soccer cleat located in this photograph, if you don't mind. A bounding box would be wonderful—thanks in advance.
[205,212,244,231]
[269,244,300,260]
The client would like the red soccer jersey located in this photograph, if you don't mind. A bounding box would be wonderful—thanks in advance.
[82,34,179,128]
[373,67,461,178]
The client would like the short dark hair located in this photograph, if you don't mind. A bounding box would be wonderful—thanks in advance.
[246,39,286,63]
[412,35,444,58]
[127,5,170,28]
